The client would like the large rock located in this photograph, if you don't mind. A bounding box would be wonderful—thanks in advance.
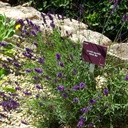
[0,1,111,46]
[108,43,128,61]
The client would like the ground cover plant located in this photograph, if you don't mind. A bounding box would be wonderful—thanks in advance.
[0,1,128,128]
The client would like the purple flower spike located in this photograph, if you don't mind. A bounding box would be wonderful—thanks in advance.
[45,75,50,80]
[125,74,128,80]
[62,93,68,98]
[36,94,40,99]
[34,68,43,74]
[50,22,55,29]
[122,14,127,22]
[38,57,44,64]
[13,62,21,68]
[26,69,33,73]
[31,30,37,36]
[26,48,33,53]
[59,62,64,67]
[23,91,32,96]
[73,85,80,90]
[103,88,109,96]
[73,68,77,75]
[21,121,28,125]
[15,86,21,91]
[111,0,119,13]
[79,82,86,89]
[56,53,60,60]
[81,107,89,114]
[89,98,96,104]
[73,98,79,103]
[79,4,83,15]
[56,72,63,78]
[77,117,85,128]
[33,41,38,47]
[56,85,64,91]
[35,85,42,89]
[17,19,24,25]
[88,122,94,127]
[0,42,8,47]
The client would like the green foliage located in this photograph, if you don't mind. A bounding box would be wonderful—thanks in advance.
[0,14,15,41]
[3,87,16,93]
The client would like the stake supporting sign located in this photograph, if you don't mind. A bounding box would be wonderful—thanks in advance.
[82,41,107,74]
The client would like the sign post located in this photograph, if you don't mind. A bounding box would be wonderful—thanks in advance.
[82,41,107,74]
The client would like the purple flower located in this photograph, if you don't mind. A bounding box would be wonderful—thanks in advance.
[125,74,128,80]
[21,121,28,125]
[0,42,8,47]
[26,48,33,53]
[33,76,40,81]
[73,85,80,90]
[45,75,50,80]
[79,82,86,89]
[80,116,85,121]
[33,41,38,47]
[13,62,21,68]
[0,113,7,118]
[77,118,85,128]
[103,88,109,96]
[49,105,54,110]
[50,22,55,29]
[79,4,83,15]
[31,30,37,36]
[36,94,40,99]
[111,0,119,13]
[56,86,64,91]
[89,98,96,104]
[22,52,33,58]
[6,58,12,62]
[81,107,89,114]
[26,69,33,73]
[15,86,21,91]
[47,12,53,21]
[23,91,32,96]
[38,57,44,64]
[73,98,79,103]
[73,68,77,75]
[56,53,60,60]
[1,99,20,111]
[122,14,127,22]
[34,68,43,74]
[62,93,68,98]
[24,30,29,36]
[39,102,43,107]
[2,63,9,69]
[56,72,63,78]
[35,85,42,89]
[59,62,64,67]
[88,122,94,127]
[34,24,41,32]
[17,19,24,25]
[69,54,73,60]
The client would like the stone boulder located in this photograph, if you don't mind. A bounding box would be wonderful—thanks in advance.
[108,43,128,61]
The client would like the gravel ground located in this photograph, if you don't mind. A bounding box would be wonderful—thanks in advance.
[0,73,37,128]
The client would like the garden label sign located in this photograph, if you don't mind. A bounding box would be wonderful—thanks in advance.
[82,41,107,74]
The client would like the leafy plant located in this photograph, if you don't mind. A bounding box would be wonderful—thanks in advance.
[0,14,15,41]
